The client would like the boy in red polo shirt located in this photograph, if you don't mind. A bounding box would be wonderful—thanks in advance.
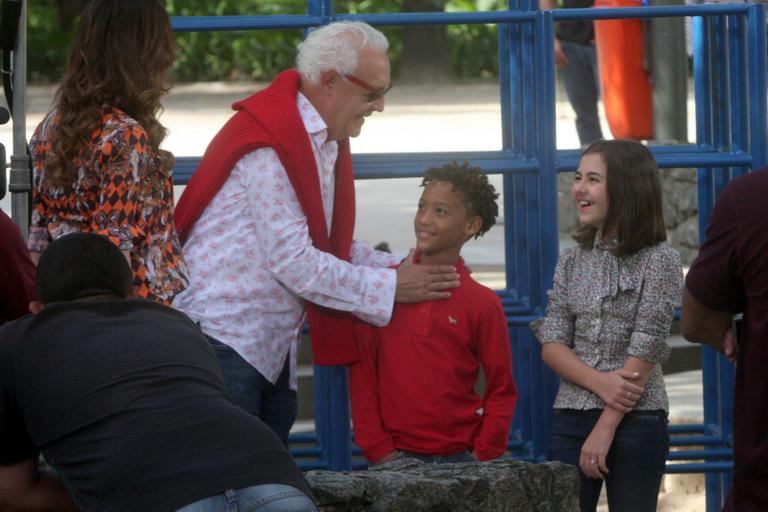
[349,162,518,465]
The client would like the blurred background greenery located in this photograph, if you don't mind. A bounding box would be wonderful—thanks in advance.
[29,0,506,84]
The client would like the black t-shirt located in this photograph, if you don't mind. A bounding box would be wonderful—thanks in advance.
[557,0,595,45]
[0,299,311,512]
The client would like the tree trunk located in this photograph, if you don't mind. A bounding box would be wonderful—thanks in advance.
[399,0,451,84]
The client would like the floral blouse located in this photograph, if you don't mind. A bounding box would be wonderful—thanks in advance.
[28,108,188,304]
[531,240,683,412]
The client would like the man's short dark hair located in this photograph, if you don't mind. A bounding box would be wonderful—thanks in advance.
[36,233,132,303]
[421,161,499,239]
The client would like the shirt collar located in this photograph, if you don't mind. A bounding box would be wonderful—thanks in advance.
[297,92,330,143]
[593,236,618,252]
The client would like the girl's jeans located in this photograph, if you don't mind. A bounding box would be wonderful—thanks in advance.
[548,408,669,512]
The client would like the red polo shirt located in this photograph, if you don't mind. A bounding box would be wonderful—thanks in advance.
[350,258,517,462]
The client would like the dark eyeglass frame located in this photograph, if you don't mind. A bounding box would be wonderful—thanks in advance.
[344,74,392,102]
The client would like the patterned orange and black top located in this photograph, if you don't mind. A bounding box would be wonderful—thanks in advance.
[29,107,189,304]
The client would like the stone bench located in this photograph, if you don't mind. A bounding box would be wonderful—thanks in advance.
[306,458,579,511]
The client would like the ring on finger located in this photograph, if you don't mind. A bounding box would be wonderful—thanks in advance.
[590,459,596,464]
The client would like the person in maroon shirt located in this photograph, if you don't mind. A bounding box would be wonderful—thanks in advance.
[349,162,518,465]
[682,167,768,512]
[0,210,35,324]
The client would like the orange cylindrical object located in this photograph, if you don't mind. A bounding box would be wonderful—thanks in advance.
[593,0,653,140]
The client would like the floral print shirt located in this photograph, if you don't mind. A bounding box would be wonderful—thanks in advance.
[173,93,399,389]
[29,108,188,304]
[531,240,683,412]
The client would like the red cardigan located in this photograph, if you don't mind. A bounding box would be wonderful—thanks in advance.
[174,70,359,366]
[349,258,518,462]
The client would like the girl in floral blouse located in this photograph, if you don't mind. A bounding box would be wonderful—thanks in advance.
[28,0,188,304]
[532,140,683,512]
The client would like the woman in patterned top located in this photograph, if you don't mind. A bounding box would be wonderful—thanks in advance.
[532,140,683,512]
[28,0,188,304]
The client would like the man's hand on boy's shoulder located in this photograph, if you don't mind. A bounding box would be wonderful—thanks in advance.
[394,250,460,303]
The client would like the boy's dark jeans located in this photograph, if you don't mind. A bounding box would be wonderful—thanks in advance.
[207,335,297,445]
[548,408,669,512]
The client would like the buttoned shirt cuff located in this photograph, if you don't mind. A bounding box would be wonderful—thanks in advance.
[355,268,396,327]
[627,332,671,364]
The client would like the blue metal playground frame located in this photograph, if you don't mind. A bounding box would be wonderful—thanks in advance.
[169,2,767,511]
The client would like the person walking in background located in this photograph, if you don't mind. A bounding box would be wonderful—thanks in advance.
[349,162,517,466]
[0,210,35,325]
[541,0,604,147]
[172,21,461,443]
[27,0,188,305]
[532,140,682,512]
[682,167,768,511]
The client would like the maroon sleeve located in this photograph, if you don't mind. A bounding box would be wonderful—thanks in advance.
[685,182,745,313]
[0,211,36,322]
[348,321,396,463]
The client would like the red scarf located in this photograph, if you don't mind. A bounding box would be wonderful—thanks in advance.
[174,69,358,366]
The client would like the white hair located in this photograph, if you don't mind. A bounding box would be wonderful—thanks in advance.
[296,21,389,83]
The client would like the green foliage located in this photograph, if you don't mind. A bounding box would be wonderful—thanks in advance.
[27,2,74,83]
[166,0,306,81]
[27,0,509,83]
[446,0,506,78]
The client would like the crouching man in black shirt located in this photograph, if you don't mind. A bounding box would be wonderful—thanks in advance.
[0,233,316,512]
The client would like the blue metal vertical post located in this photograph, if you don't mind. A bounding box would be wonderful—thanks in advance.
[531,8,558,461]
[747,4,768,168]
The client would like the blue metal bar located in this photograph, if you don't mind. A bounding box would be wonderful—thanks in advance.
[669,423,708,434]
[668,449,732,460]
[170,4,751,33]
[666,462,734,474]
[172,149,755,184]
[747,4,768,168]
[499,25,514,151]
[729,15,747,155]
[325,366,351,471]
[337,11,535,26]
[550,3,749,21]
[171,15,320,32]
[671,436,728,447]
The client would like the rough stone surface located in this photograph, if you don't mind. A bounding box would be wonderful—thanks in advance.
[557,168,700,265]
[305,458,579,512]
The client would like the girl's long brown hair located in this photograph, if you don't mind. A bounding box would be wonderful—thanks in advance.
[48,0,175,187]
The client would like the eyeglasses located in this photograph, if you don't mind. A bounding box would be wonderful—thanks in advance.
[343,74,392,102]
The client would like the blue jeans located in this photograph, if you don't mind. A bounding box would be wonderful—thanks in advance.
[548,409,669,512]
[208,336,297,445]
[559,40,604,147]
[176,484,316,512]
[399,450,475,464]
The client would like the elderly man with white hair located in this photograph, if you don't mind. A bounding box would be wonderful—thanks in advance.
[173,21,461,441]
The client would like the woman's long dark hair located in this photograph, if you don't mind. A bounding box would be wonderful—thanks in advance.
[47,0,175,187]
[573,139,667,257]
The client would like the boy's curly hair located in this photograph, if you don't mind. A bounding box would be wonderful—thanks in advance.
[421,161,499,239]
